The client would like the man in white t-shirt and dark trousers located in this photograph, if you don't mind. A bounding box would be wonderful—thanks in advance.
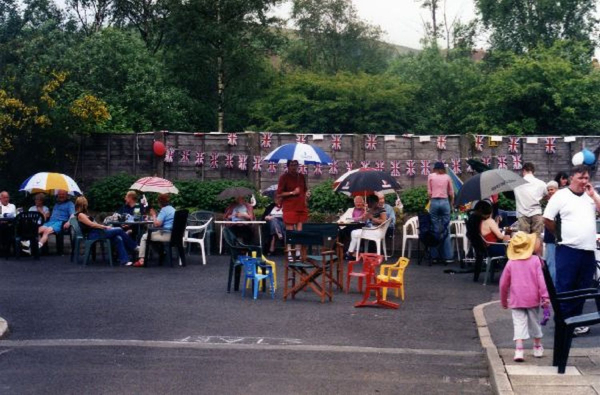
[514,162,547,236]
[543,165,600,336]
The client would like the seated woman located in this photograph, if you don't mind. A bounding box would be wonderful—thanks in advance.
[75,196,138,266]
[338,196,366,223]
[28,193,50,224]
[345,194,387,260]
[224,195,255,244]
[472,200,510,256]
[262,196,284,255]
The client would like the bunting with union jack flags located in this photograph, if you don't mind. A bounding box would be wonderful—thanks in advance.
[406,160,416,177]
[497,155,508,169]
[237,154,247,171]
[451,158,462,174]
[482,156,491,167]
[227,133,238,146]
[512,155,523,170]
[331,134,342,151]
[390,160,401,177]
[345,161,354,172]
[545,137,556,154]
[180,150,190,163]
[209,152,219,169]
[267,162,277,173]
[360,161,370,169]
[313,164,323,176]
[296,134,307,144]
[252,156,262,172]
[436,135,447,150]
[365,134,378,151]
[260,132,272,148]
[375,160,385,171]
[194,151,204,166]
[225,153,234,168]
[466,160,474,173]
[508,137,520,153]
[420,160,431,176]
[474,135,484,152]
[299,164,308,174]
[328,160,339,175]
[164,147,175,163]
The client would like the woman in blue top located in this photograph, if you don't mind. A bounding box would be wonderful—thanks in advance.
[132,193,175,267]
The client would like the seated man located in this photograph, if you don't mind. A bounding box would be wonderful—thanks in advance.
[0,191,16,256]
[26,189,74,253]
[224,195,255,245]
[132,193,175,267]
[0,191,16,217]
[118,191,145,218]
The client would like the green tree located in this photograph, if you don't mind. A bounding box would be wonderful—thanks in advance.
[476,0,599,53]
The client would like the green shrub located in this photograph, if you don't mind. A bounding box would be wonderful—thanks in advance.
[498,192,516,211]
[400,186,428,214]
[86,173,138,212]
[308,180,352,213]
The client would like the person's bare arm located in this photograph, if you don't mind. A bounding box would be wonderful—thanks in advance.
[77,213,108,230]
[544,218,555,234]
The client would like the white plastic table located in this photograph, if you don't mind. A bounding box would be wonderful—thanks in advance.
[215,220,266,254]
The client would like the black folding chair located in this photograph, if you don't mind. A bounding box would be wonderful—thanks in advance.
[145,210,189,267]
[14,212,44,260]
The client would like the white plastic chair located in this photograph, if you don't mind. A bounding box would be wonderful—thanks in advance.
[356,218,392,260]
[449,220,468,261]
[183,218,213,265]
[401,216,419,258]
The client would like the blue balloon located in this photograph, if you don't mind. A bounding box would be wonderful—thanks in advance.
[582,149,596,165]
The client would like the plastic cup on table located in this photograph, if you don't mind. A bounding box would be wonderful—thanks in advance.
[251,251,257,258]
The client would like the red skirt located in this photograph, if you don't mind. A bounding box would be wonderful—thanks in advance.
[283,209,308,225]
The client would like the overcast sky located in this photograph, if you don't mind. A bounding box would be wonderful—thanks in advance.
[273,0,479,50]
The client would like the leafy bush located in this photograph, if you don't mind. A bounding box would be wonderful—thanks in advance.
[86,173,138,212]
[498,192,516,211]
[400,186,428,214]
[308,180,352,214]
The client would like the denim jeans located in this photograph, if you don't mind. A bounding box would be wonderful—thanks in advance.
[544,243,556,283]
[89,227,137,265]
[429,198,453,260]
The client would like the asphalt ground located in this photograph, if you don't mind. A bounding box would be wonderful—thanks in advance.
[0,252,499,394]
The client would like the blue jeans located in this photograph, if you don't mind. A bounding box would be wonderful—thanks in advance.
[268,217,285,239]
[89,228,137,265]
[544,243,556,283]
[429,198,453,260]
[555,245,596,318]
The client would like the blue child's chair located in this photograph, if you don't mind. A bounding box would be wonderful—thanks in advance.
[238,255,275,300]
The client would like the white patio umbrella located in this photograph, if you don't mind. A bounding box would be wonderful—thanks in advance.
[20,172,82,195]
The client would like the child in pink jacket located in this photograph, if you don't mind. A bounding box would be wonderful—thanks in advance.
[500,231,549,362]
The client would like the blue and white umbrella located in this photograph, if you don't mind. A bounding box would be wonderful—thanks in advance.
[263,143,333,165]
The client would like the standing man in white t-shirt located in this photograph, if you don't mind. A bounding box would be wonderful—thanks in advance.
[514,162,547,236]
[543,165,600,335]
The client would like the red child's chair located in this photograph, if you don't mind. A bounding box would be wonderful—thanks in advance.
[345,253,385,293]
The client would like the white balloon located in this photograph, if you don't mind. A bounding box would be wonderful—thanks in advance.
[572,152,584,166]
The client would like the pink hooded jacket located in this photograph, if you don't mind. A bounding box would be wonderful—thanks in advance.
[500,255,549,309]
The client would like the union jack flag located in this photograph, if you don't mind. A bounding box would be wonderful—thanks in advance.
[227,133,238,146]
[545,137,556,154]
[313,164,323,176]
[267,162,277,173]
[224,153,234,169]
[194,151,205,166]
[420,160,431,176]
[508,137,520,153]
[252,156,262,172]
[299,164,308,174]
[360,161,370,169]
[451,158,462,174]
[237,154,248,171]
[180,150,190,163]
[375,160,385,171]
[466,160,474,173]
[296,134,307,144]
[482,156,491,167]
[390,160,401,177]
[260,132,272,148]
[365,134,378,151]
[497,155,508,169]
[406,160,416,177]
[209,152,219,169]
[512,155,523,170]
[164,147,175,163]
[328,160,339,175]
[437,135,447,150]
[345,161,354,172]
[474,135,484,152]
[331,134,342,151]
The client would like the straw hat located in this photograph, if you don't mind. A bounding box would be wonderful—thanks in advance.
[507,231,537,260]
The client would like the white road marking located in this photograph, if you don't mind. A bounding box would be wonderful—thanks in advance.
[0,338,481,357]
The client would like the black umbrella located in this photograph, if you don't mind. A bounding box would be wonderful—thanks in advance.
[217,186,254,200]
[467,159,492,174]
[455,169,527,206]
[262,184,278,199]
[333,168,401,196]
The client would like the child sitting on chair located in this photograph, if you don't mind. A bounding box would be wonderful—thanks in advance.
[500,231,549,362]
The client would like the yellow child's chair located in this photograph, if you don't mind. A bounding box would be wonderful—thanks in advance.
[377,257,410,300]
[246,255,277,291]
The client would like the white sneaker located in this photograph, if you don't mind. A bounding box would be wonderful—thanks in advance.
[574,326,590,336]
[21,240,30,248]
[21,248,31,256]
[514,348,524,362]
[533,345,544,358]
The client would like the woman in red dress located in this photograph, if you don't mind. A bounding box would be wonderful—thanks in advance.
[277,160,309,261]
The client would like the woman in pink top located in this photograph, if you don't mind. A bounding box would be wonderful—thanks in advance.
[500,231,549,362]
[427,162,454,263]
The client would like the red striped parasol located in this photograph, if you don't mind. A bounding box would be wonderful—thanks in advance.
[130,177,179,194]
